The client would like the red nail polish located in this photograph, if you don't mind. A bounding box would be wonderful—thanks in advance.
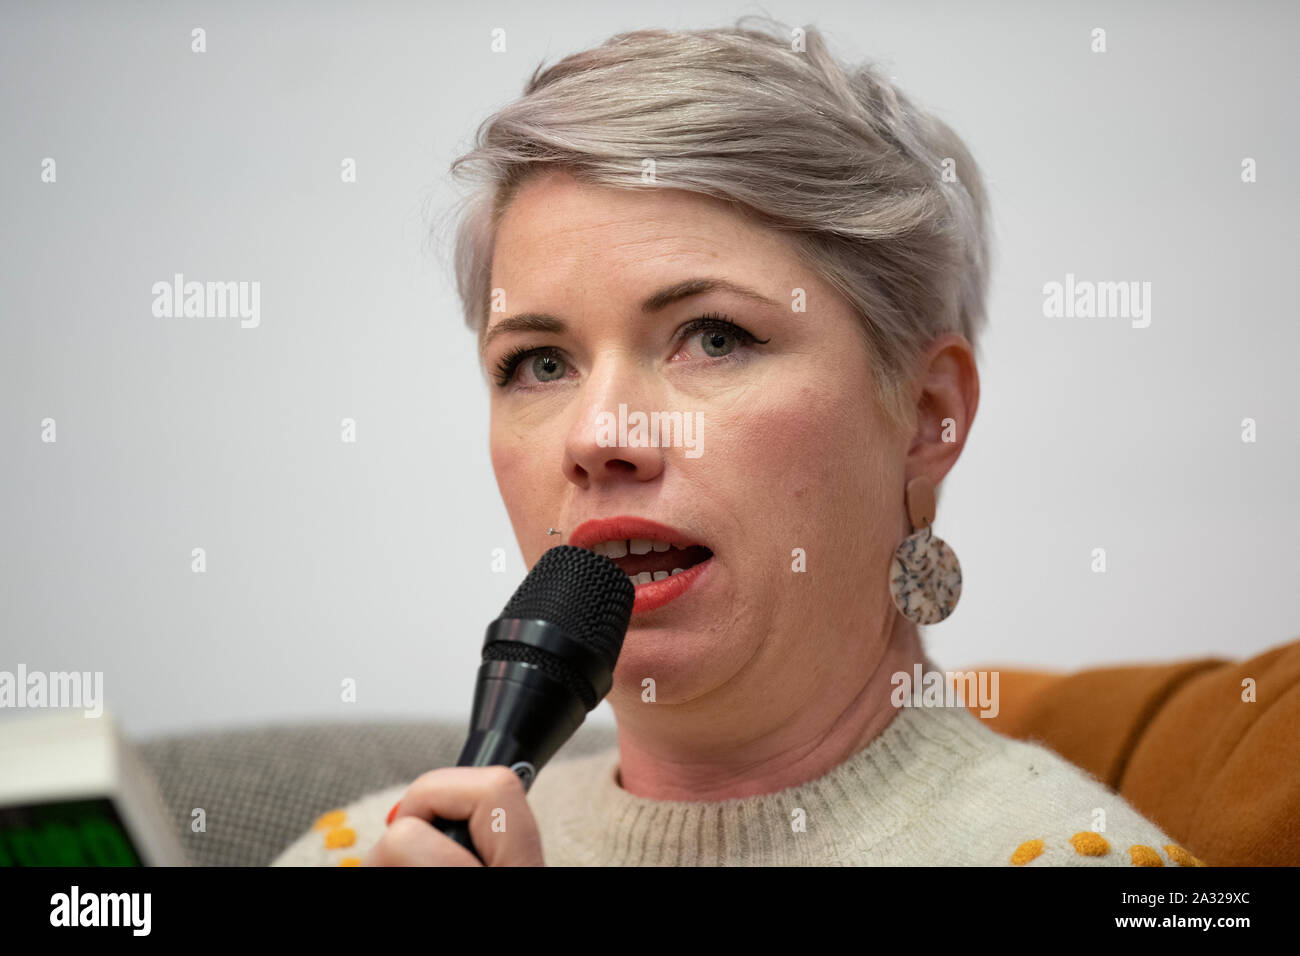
[387,801,400,825]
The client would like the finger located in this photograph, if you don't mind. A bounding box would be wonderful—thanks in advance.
[391,766,542,866]
[363,816,481,867]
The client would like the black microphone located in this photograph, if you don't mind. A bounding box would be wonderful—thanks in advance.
[431,545,635,862]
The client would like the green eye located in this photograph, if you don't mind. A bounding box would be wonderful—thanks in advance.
[492,313,769,390]
[680,313,769,359]
[700,328,737,357]
[494,346,568,387]
[531,353,566,382]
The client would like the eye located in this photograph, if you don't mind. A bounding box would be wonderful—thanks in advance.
[700,327,737,357]
[494,347,570,388]
[492,313,770,389]
[674,313,769,361]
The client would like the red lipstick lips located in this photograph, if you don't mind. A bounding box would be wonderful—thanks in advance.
[568,516,714,614]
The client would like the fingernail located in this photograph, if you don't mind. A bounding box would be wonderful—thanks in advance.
[386,801,400,825]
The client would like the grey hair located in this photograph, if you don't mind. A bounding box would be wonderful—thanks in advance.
[444,15,991,433]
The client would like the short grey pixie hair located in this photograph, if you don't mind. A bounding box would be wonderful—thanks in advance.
[446,15,991,431]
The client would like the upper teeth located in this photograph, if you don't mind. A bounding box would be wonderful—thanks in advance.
[590,538,672,557]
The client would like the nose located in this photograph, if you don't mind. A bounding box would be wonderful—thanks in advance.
[562,353,665,488]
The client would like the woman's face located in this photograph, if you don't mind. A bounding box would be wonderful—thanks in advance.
[483,169,914,722]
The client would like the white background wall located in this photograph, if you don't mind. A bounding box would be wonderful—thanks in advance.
[2,0,1296,739]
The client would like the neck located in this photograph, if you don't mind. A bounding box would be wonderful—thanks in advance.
[610,609,926,801]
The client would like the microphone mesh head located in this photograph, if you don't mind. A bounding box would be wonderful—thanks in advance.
[496,545,635,673]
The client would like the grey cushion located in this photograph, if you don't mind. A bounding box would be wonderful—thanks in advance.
[136,719,618,866]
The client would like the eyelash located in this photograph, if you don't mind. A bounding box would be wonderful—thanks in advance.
[491,312,770,389]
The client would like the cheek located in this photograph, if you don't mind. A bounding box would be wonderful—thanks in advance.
[714,381,885,493]
[489,423,544,526]
[489,407,573,565]
[708,379,901,560]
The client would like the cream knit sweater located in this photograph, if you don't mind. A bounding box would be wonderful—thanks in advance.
[271,703,1202,867]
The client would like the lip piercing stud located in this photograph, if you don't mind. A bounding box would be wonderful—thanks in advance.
[547,528,561,535]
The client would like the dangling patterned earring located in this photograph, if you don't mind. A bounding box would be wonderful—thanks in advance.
[889,476,962,625]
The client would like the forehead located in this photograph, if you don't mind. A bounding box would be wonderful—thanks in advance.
[488,171,800,325]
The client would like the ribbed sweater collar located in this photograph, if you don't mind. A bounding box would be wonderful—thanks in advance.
[531,703,1004,866]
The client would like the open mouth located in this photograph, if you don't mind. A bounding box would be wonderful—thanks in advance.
[568,517,715,612]
[587,539,714,585]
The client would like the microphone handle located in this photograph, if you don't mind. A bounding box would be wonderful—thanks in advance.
[430,817,482,862]
[430,731,538,864]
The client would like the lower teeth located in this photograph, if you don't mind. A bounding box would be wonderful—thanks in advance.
[630,568,685,584]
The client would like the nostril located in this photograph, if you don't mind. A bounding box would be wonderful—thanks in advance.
[603,459,637,474]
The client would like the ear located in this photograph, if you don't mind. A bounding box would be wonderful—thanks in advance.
[903,333,980,494]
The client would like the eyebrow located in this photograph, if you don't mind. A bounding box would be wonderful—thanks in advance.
[480,277,780,354]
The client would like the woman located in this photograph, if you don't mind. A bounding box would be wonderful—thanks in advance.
[274,17,1197,867]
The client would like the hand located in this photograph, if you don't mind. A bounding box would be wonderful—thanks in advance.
[363,765,546,866]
